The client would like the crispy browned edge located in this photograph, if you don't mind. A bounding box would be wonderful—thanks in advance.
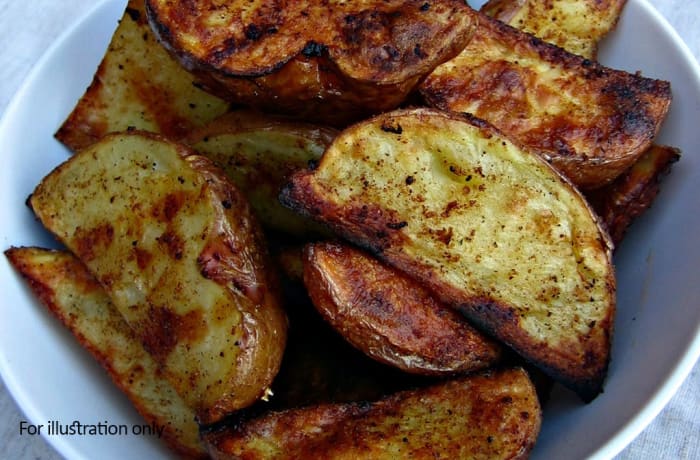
[4,247,207,459]
[419,11,672,190]
[480,0,680,245]
[587,144,681,245]
[55,0,229,152]
[201,367,541,460]
[29,130,288,424]
[145,0,477,125]
[302,241,502,376]
[480,0,628,59]
[279,108,615,401]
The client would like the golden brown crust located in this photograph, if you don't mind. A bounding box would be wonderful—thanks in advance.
[203,368,541,460]
[55,0,229,152]
[302,241,502,375]
[29,131,287,424]
[5,247,207,459]
[145,0,476,125]
[587,144,681,245]
[420,11,671,190]
[280,108,616,401]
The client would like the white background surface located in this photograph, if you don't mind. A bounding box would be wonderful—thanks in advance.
[0,1,697,459]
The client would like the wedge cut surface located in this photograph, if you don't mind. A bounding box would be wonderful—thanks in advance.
[29,131,287,424]
[480,0,627,59]
[56,0,229,152]
[202,368,541,460]
[5,247,206,458]
[281,108,615,401]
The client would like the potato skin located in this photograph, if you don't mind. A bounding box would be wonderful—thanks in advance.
[29,131,287,424]
[303,241,502,375]
[420,11,671,189]
[281,108,616,401]
[587,144,680,245]
[202,368,541,460]
[145,0,476,126]
[5,247,207,459]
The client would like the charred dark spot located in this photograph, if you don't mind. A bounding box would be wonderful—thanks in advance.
[383,45,400,60]
[387,221,407,230]
[414,44,427,58]
[302,41,327,57]
[420,2,430,11]
[380,121,403,134]
[405,175,415,185]
[244,24,262,41]
[211,37,238,63]
[222,200,232,209]
[157,231,185,260]
[125,7,140,22]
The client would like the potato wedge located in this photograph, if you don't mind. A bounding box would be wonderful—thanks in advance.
[302,241,503,376]
[420,11,671,189]
[145,0,476,126]
[29,131,287,424]
[55,0,230,152]
[587,144,680,245]
[202,367,541,460]
[184,110,337,237]
[485,0,681,245]
[257,275,424,412]
[480,0,627,59]
[5,247,206,459]
[281,108,615,401]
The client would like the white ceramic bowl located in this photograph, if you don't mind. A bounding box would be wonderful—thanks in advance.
[1,1,699,458]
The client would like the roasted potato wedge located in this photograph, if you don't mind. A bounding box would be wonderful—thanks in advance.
[420,11,671,189]
[55,0,229,152]
[202,367,541,460]
[145,0,476,126]
[302,241,503,376]
[256,274,425,412]
[184,110,337,237]
[281,108,615,401]
[486,0,681,245]
[587,144,680,245]
[5,247,206,459]
[29,131,287,424]
[480,0,627,59]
